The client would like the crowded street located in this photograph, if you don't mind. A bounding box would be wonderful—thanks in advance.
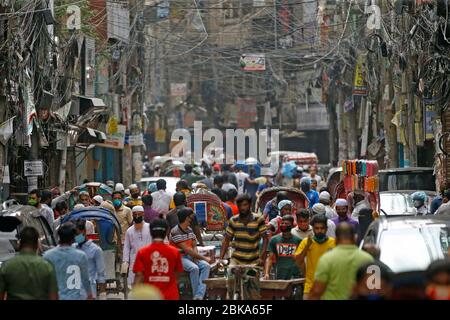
[0,0,450,303]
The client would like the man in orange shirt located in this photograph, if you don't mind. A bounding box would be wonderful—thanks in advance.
[226,189,239,216]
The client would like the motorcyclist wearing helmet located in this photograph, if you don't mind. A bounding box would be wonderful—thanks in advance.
[411,191,429,216]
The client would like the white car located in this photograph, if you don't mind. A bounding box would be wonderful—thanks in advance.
[138,176,180,195]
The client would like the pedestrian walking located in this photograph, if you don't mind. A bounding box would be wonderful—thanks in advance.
[309,223,373,300]
[122,206,152,287]
[112,191,133,242]
[291,209,314,240]
[43,223,93,300]
[264,215,301,280]
[294,214,335,300]
[28,189,54,227]
[332,199,359,233]
[0,227,58,300]
[133,219,184,300]
[151,179,172,217]
[74,219,107,300]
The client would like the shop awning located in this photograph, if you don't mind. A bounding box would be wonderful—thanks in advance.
[68,125,107,146]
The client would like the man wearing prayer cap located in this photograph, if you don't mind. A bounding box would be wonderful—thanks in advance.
[124,184,143,209]
[115,183,125,194]
[319,191,337,219]
[332,199,359,233]
[122,205,151,287]
[93,195,103,206]
[311,203,336,238]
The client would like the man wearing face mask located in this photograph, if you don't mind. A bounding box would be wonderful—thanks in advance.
[112,191,133,243]
[411,191,429,216]
[264,215,301,280]
[0,227,58,300]
[309,223,373,300]
[121,206,152,287]
[28,189,54,227]
[300,177,319,208]
[294,214,335,300]
[74,219,107,300]
[268,200,295,236]
[124,184,143,209]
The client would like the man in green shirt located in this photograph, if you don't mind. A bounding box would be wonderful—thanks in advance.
[0,227,58,300]
[264,215,301,280]
[309,222,373,300]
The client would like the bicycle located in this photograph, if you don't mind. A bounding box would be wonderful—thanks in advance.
[220,261,264,300]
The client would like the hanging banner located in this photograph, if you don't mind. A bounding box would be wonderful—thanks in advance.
[0,117,15,145]
[240,54,266,71]
[353,57,368,96]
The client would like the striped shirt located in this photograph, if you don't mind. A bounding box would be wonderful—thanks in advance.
[226,214,268,264]
[169,225,197,254]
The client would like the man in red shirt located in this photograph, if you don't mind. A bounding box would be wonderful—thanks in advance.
[133,219,183,300]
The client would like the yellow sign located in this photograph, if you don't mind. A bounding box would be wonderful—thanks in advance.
[106,116,118,135]
[353,57,368,96]
[155,129,166,143]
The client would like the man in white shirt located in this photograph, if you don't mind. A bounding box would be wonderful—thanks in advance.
[311,203,336,238]
[151,179,172,217]
[235,167,249,195]
[222,174,237,193]
[319,191,338,219]
[28,189,54,227]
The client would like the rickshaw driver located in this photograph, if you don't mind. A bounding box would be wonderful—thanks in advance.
[219,194,269,299]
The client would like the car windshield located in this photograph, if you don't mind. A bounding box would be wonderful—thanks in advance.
[379,171,435,192]
[380,193,415,215]
[379,225,449,272]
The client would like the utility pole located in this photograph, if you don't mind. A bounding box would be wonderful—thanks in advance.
[380,0,398,168]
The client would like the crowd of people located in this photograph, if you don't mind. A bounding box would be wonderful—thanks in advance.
[0,163,449,300]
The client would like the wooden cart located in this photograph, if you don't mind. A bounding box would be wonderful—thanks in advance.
[204,278,305,300]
